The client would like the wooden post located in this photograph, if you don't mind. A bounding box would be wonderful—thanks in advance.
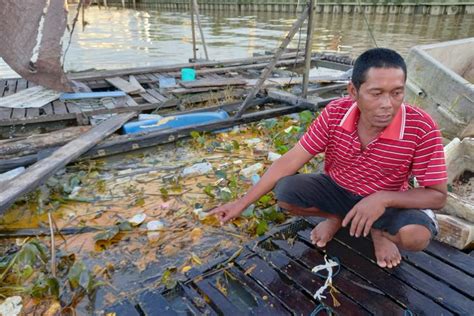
[192,0,209,60]
[0,112,135,215]
[191,0,197,60]
[234,6,310,118]
[103,0,108,7]
[121,0,125,9]
[302,0,316,98]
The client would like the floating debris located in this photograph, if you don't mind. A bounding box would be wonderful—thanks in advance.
[267,151,282,161]
[182,162,213,177]
[0,296,22,316]
[241,163,264,178]
[129,213,147,226]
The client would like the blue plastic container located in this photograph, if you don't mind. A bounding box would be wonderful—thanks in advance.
[181,68,196,81]
[122,110,229,134]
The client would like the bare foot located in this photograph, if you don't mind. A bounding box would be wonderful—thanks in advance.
[371,229,401,268]
[311,218,342,247]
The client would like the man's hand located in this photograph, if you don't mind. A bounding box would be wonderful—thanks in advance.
[342,192,387,237]
[207,200,247,225]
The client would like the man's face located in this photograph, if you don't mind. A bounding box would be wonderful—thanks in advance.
[349,67,405,129]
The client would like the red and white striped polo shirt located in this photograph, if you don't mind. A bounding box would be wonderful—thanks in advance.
[299,96,447,196]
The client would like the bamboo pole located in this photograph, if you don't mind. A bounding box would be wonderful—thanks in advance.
[234,5,310,118]
[192,0,209,60]
[302,0,316,98]
[191,0,197,60]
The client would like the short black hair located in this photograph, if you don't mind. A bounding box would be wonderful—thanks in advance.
[351,48,407,90]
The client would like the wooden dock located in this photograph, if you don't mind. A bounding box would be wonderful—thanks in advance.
[105,217,474,315]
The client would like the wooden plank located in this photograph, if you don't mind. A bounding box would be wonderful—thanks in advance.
[425,240,474,276]
[227,266,290,315]
[235,254,317,315]
[0,112,135,214]
[436,213,474,250]
[298,229,456,315]
[139,92,160,104]
[105,77,143,94]
[259,249,369,315]
[137,290,178,316]
[180,78,246,89]
[272,239,405,314]
[146,89,168,102]
[400,249,474,297]
[330,228,474,314]
[104,299,140,316]
[52,100,68,115]
[59,91,126,101]
[125,95,139,107]
[65,102,82,114]
[16,79,27,92]
[4,79,17,96]
[42,103,54,115]
[193,276,242,315]
[26,108,40,118]
[0,80,7,96]
[11,108,26,120]
[0,86,60,109]
[0,109,11,120]
[128,75,146,93]
[179,283,217,316]
[69,52,308,80]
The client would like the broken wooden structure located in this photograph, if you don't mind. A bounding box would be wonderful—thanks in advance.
[104,217,474,315]
[0,52,353,173]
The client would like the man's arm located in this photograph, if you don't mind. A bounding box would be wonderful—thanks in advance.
[208,143,314,224]
[342,183,448,237]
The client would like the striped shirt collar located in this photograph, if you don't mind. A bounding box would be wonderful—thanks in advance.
[339,102,406,140]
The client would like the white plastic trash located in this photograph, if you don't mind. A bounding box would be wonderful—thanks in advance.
[267,152,282,161]
[182,162,213,177]
[240,163,264,178]
[129,213,147,226]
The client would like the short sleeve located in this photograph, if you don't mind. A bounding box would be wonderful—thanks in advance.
[298,106,331,156]
[411,127,447,187]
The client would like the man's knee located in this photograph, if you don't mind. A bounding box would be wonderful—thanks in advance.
[274,175,296,197]
[397,224,432,251]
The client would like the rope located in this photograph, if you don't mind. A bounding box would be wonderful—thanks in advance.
[404,309,414,316]
[310,303,333,316]
[311,255,340,301]
[356,0,378,47]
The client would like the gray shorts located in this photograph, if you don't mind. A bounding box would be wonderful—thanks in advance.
[274,173,438,237]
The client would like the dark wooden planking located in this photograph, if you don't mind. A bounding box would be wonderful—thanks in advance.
[297,229,455,315]
[0,109,11,120]
[259,248,369,315]
[272,239,405,315]
[0,112,135,214]
[330,228,474,314]
[227,266,291,316]
[52,100,68,114]
[400,249,474,297]
[179,283,218,316]
[193,276,243,315]
[66,102,82,114]
[26,108,40,118]
[104,299,140,316]
[236,254,317,315]
[137,290,178,316]
[424,240,474,276]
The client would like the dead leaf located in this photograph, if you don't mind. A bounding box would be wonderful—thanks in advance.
[215,277,228,296]
[191,252,203,265]
[244,264,257,275]
[190,227,203,242]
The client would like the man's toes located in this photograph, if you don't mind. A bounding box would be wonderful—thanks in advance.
[316,240,327,248]
[377,259,387,268]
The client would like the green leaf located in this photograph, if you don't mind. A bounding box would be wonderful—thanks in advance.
[190,131,200,139]
[215,170,227,180]
[219,187,232,202]
[79,269,92,292]
[93,226,119,242]
[68,261,85,289]
[118,221,133,231]
[232,140,240,150]
[161,268,177,290]
[298,110,314,126]
[256,220,268,236]
[21,265,33,279]
[203,185,215,198]
[160,187,169,201]
[257,194,272,207]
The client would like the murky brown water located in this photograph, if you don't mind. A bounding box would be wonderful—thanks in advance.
[0,6,473,78]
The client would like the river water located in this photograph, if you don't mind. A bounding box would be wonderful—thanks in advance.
[0,6,473,78]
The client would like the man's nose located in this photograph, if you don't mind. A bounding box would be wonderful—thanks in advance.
[380,93,392,109]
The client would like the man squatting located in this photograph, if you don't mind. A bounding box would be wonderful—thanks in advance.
[209,48,447,268]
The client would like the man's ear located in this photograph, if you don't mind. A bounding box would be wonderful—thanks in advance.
[348,82,358,100]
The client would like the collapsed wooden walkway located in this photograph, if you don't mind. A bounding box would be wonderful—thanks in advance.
[105,217,474,315]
